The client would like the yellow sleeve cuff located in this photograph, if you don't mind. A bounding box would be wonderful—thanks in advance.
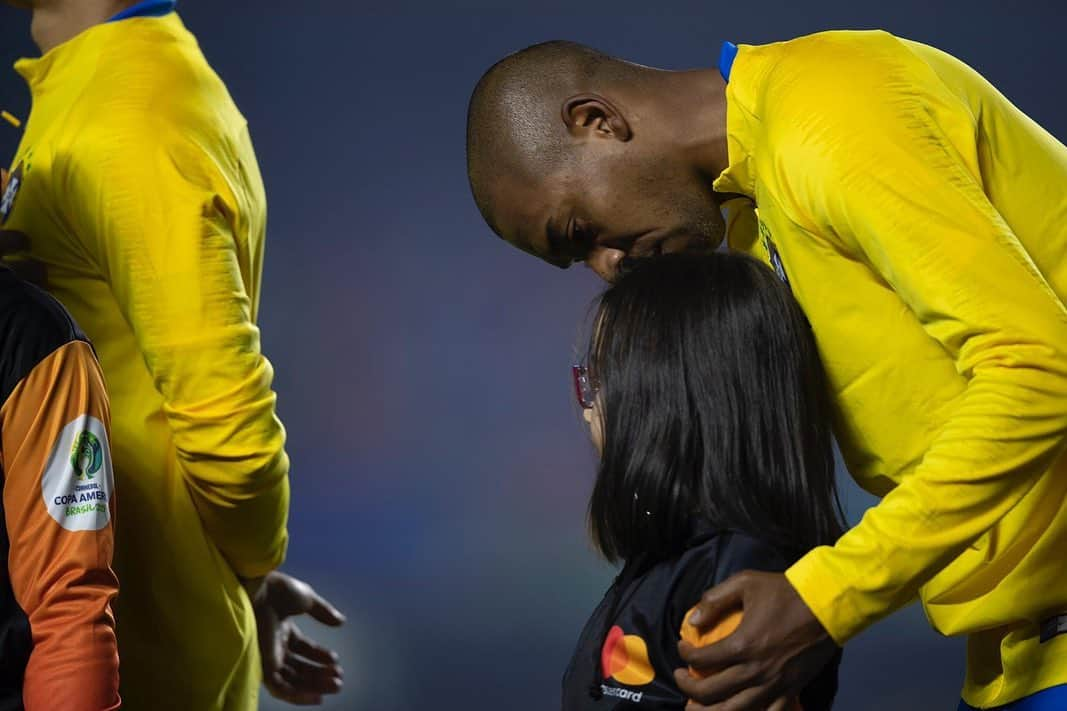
[785,546,867,646]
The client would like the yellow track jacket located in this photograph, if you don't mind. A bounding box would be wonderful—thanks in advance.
[3,13,289,710]
[716,31,1067,707]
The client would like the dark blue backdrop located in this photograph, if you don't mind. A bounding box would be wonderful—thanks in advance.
[2,2,1065,709]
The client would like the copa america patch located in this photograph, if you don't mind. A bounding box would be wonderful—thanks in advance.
[0,162,22,225]
[758,218,790,287]
[1040,614,1067,644]
[40,414,114,532]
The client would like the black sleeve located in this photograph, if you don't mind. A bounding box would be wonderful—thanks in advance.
[668,531,792,634]
[710,532,793,579]
[668,532,841,711]
[0,266,88,408]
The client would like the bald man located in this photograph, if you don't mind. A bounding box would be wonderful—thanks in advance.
[467,34,1067,711]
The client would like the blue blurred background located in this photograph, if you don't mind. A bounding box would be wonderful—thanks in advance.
[3,1,1066,709]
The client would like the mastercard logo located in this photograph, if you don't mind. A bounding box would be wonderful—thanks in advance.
[600,625,655,686]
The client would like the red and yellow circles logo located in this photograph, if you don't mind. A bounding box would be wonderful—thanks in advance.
[600,625,655,686]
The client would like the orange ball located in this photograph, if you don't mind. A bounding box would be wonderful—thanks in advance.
[680,607,803,711]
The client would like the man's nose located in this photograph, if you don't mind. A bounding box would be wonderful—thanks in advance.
[586,247,625,283]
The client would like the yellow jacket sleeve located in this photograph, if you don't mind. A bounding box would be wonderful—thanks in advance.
[776,51,1067,644]
[59,124,289,580]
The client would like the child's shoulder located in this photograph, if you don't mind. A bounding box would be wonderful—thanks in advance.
[668,528,795,624]
[678,526,794,584]
[709,529,793,575]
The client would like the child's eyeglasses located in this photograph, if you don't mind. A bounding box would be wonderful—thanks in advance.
[571,364,598,410]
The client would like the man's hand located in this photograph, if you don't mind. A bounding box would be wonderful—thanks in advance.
[253,571,346,706]
[675,571,838,710]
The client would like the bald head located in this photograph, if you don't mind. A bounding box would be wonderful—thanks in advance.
[466,41,639,234]
[466,41,729,280]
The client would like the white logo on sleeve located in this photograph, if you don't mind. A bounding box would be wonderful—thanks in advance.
[40,415,114,531]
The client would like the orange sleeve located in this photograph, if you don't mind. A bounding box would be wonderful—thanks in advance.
[1,340,120,711]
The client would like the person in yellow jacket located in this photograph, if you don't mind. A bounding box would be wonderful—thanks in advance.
[466,32,1067,711]
[1,1,345,709]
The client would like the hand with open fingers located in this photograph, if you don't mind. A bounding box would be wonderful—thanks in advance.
[254,571,347,706]
[674,570,838,710]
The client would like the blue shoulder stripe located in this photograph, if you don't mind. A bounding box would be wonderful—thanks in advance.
[108,0,177,22]
[719,41,738,82]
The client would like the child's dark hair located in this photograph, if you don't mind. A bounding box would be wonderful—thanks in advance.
[586,253,845,563]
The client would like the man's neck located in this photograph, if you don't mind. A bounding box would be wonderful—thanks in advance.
[29,0,135,54]
[654,68,730,182]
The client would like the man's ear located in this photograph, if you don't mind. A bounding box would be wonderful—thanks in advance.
[561,94,632,141]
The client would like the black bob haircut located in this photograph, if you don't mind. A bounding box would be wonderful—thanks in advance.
[586,253,846,563]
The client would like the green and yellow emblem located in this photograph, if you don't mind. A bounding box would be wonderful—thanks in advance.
[70,431,104,481]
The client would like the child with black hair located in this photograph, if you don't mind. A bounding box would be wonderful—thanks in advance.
[562,253,843,710]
